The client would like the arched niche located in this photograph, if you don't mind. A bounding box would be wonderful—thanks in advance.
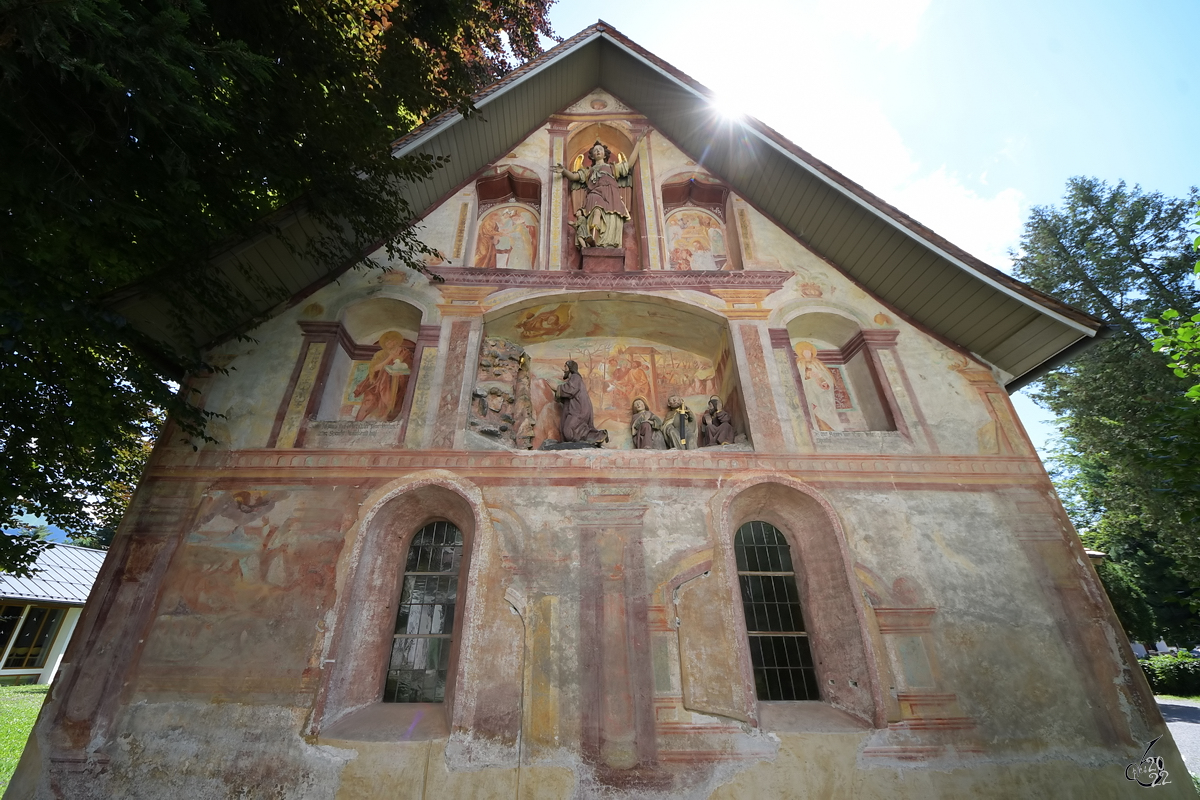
[472,203,540,270]
[313,475,483,738]
[481,293,747,450]
[339,296,423,344]
[561,122,642,271]
[470,166,542,270]
[564,121,636,170]
[783,311,896,433]
[661,174,742,271]
[310,297,424,425]
[717,477,882,727]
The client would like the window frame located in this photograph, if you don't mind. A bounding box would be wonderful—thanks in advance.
[734,520,821,702]
[383,520,466,705]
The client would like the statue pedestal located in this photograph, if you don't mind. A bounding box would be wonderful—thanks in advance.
[581,247,625,273]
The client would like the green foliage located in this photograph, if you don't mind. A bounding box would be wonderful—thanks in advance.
[0,684,49,793]
[1014,178,1200,643]
[0,0,555,569]
[1140,651,1200,696]
[1146,309,1200,398]
[0,533,51,578]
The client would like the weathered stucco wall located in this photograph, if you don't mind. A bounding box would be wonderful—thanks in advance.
[8,91,1192,799]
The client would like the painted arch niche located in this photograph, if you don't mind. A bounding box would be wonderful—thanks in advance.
[785,312,896,433]
[472,166,541,270]
[302,298,424,448]
[661,174,742,272]
[484,295,747,450]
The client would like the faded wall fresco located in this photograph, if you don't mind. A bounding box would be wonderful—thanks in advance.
[666,209,727,271]
[341,332,415,422]
[474,205,539,270]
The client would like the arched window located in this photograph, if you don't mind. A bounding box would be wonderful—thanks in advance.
[735,521,820,701]
[384,521,464,703]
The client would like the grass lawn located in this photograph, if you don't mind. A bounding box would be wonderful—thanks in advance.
[0,684,48,794]
[1157,694,1200,702]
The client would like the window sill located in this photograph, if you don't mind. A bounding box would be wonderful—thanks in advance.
[757,701,871,733]
[318,702,449,743]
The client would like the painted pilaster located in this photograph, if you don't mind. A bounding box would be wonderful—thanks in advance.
[547,119,569,271]
[427,287,492,450]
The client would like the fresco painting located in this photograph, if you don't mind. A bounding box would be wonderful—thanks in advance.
[487,299,735,449]
[523,337,722,450]
[666,208,727,271]
[340,331,415,421]
[140,489,345,680]
[513,303,574,342]
[793,340,869,432]
[474,205,539,269]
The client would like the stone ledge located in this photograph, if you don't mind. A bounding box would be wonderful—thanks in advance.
[319,702,449,743]
[757,701,872,733]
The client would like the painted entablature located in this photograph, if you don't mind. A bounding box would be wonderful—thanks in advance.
[11,23,1189,800]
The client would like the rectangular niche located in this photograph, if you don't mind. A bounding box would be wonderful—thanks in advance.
[785,313,896,434]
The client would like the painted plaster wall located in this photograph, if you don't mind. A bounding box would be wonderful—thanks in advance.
[8,93,1192,799]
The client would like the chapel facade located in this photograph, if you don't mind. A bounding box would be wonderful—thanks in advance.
[8,23,1191,800]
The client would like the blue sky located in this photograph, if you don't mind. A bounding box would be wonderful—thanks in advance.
[548,0,1200,453]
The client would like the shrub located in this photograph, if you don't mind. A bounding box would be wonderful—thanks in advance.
[1140,651,1200,695]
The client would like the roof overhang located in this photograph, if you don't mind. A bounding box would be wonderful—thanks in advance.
[106,22,1105,389]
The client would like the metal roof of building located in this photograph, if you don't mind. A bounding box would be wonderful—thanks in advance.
[0,544,107,605]
[105,21,1105,389]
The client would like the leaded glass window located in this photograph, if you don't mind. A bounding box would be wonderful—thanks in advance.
[735,521,820,701]
[384,521,463,703]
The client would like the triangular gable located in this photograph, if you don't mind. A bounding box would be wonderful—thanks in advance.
[107,21,1104,388]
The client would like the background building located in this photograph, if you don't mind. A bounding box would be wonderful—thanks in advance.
[0,545,106,687]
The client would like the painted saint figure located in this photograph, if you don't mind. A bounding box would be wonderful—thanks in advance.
[475,206,539,269]
[553,140,641,249]
[700,395,735,446]
[555,361,608,445]
[630,397,666,450]
[662,395,696,450]
[353,331,412,422]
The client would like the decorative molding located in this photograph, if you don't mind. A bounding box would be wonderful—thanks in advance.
[430,267,792,295]
[661,176,729,221]
[437,285,498,316]
[873,607,937,634]
[148,448,1047,487]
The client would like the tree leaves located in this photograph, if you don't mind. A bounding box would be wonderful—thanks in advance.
[0,0,555,570]
[1014,178,1200,643]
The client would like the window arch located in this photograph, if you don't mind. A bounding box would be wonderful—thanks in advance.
[735,521,819,701]
[385,521,464,703]
[720,476,884,727]
[309,477,484,739]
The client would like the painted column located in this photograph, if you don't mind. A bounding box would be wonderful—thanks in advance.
[546,118,569,271]
[711,294,789,452]
[578,505,658,778]
[268,321,345,448]
[400,323,442,448]
[427,287,492,450]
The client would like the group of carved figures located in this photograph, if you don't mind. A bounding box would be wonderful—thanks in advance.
[467,339,739,451]
[629,394,733,450]
[551,360,735,449]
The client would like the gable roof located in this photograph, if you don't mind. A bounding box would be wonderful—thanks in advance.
[0,544,107,605]
[107,21,1105,389]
